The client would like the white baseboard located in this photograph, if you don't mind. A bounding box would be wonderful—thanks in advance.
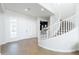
[0,37,37,45]
[39,44,78,52]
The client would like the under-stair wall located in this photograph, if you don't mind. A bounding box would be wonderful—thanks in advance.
[75,4,79,50]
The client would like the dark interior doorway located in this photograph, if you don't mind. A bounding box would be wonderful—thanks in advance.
[40,21,48,30]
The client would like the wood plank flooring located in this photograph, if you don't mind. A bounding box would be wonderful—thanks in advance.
[1,38,79,55]
[0,46,1,53]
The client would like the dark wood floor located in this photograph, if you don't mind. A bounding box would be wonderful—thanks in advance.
[1,38,79,55]
[0,46,1,53]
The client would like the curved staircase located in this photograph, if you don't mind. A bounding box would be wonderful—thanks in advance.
[39,17,78,52]
[40,19,75,40]
[38,3,79,52]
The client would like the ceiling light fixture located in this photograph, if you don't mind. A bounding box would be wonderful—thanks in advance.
[25,8,30,11]
[41,8,45,11]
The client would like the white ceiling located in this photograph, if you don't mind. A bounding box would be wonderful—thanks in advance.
[2,3,53,17]
[40,3,76,19]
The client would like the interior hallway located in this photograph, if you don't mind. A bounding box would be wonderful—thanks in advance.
[1,38,79,55]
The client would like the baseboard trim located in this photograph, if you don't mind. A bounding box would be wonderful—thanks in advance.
[1,37,37,45]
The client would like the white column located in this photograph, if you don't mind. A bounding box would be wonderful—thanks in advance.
[37,17,40,40]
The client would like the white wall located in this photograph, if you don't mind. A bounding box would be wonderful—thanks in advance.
[16,14,37,39]
[0,13,5,45]
[75,4,79,26]
[40,3,76,19]
[75,4,79,50]
[49,15,60,37]
[0,14,3,45]
[2,10,37,44]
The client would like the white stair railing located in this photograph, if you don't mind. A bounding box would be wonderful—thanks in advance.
[40,20,75,40]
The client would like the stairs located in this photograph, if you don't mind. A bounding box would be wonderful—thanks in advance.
[39,18,78,52]
[40,20,75,39]
[55,21,74,36]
